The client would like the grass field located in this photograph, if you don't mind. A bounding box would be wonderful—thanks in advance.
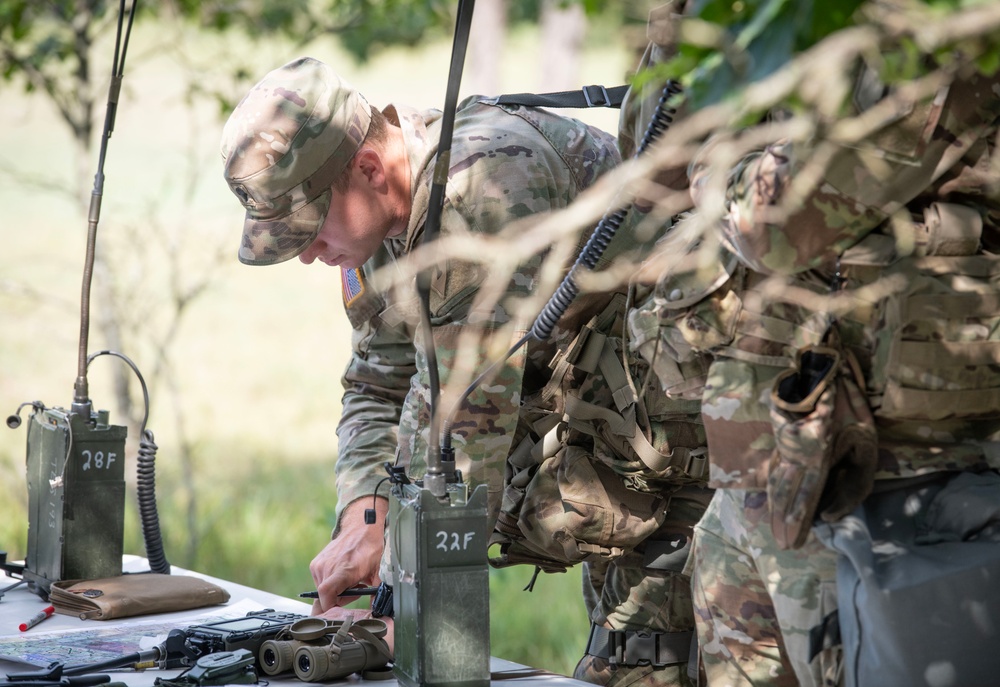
[0,15,631,677]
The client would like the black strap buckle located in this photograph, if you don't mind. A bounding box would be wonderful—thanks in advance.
[609,630,662,668]
[587,624,693,669]
[582,84,611,108]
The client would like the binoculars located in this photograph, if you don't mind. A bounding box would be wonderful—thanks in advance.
[258,615,393,682]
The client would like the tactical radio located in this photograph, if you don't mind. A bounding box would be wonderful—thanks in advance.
[18,405,128,595]
[390,470,491,687]
[4,0,171,600]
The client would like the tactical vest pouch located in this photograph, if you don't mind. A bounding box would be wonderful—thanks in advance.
[628,250,741,400]
[491,416,571,573]
[767,345,878,549]
[490,439,669,571]
[913,202,983,257]
[869,250,1000,421]
[492,288,707,571]
[816,471,1000,687]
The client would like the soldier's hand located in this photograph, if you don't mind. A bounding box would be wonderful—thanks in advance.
[309,496,388,614]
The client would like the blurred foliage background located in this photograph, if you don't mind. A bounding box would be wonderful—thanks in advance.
[0,0,649,676]
[4,0,997,678]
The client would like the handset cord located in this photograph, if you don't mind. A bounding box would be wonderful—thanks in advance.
[87,350,170,575]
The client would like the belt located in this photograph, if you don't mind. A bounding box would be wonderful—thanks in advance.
[585,624,693,668]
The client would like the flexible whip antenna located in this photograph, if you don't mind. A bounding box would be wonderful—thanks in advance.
[73,0,138,416]
[417,0,476,497]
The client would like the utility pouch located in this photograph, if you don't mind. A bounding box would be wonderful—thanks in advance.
[490,418,572,573]
[913,201,983,257]
[767,344,878,549]
[628,247,742,400]
[490,440,669,571]
[50,573,230,620]
[868,249,1000,422]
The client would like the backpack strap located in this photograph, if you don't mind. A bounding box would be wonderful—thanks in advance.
[484,84,629,109]
[562,333,709,480]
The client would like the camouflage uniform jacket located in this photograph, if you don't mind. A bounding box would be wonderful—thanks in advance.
[685,64,1000,490]
[333,97,628,520]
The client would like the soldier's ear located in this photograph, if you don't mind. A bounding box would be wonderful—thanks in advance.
[355,148,386,189]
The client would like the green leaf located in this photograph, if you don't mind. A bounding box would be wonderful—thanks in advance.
[975,46,1000,75]
[658,0,873,110]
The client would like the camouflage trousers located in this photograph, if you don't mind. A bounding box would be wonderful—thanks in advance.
[687,488,842,687]
[574,486,712,687]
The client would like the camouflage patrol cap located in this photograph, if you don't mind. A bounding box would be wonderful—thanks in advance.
[221,57,372,266]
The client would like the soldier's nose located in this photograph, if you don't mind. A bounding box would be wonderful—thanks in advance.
[299,240,323,265]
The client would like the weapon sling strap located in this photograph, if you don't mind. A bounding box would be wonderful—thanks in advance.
[484,84,629,109]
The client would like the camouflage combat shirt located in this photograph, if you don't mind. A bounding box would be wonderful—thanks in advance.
[333,97,624,519]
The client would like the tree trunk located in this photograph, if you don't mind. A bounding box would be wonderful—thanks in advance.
[468,0,506,96]
[539,0,587,92]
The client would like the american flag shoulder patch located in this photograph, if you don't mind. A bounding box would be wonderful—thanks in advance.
[342,267,365,307]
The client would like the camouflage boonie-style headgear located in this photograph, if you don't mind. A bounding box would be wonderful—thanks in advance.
[221,57,372,265]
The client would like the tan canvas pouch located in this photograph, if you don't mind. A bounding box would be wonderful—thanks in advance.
[767,345,878,549]
[50,573,231,620]
[628,249,742,400]
[490,439,669,571]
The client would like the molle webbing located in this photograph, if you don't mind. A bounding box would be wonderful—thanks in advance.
[717,275,833,369]
[564,392,707,477]
[874,253,1000,421]
[539,293,627,408]
[720,218,1000,428]
[560,318,708,479]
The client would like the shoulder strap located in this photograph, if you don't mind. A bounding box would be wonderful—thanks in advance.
[484,84,629,109]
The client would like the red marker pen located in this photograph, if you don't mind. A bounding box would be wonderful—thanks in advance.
[19,605,55,632]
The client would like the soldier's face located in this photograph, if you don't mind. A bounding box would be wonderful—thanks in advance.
[298,149,403,269]
[299,186,389,269]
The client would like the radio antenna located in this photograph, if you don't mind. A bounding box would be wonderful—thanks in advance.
[416,0,475,497]
[72,0,138,417]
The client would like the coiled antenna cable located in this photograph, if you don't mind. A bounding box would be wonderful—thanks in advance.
[529,79,682,341]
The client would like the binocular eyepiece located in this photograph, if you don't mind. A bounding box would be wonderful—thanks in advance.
[259,637,304,676]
